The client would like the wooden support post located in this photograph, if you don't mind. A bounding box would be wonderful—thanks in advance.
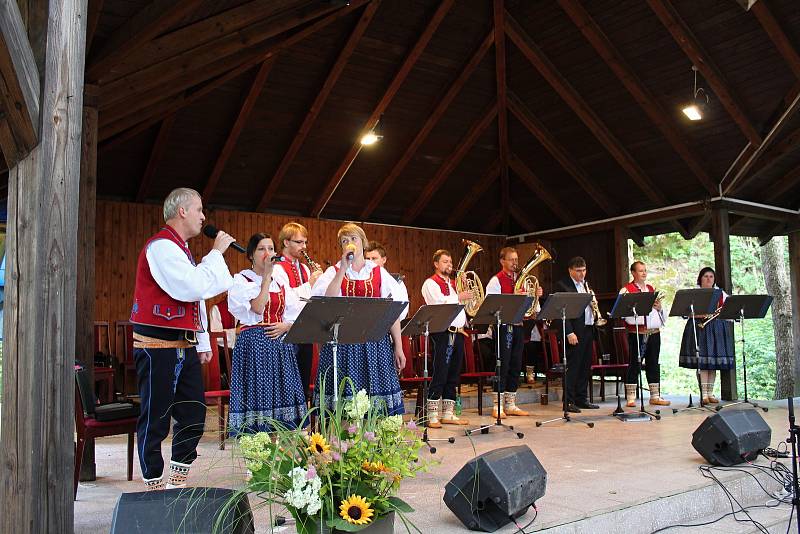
[614,226,631,289]
[790,231,800,396]
[76,98,98,481]
[0,0,87,531]
[711,208,737,401]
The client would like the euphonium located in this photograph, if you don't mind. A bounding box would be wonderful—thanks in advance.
[585,280,608,327]
[513,244,552,319]
[454,239,484,317]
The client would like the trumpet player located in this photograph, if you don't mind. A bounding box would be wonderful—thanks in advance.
[678,267,735,404]
[485,247,542,418]
[420,249,472,427]
[273,222,323,396]
[620,261,670,407]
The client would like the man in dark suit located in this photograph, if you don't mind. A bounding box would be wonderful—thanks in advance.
[553,256,599,412]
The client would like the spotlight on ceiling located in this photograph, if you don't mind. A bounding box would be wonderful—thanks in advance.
[682,65,709,121]
[360,132,381,145]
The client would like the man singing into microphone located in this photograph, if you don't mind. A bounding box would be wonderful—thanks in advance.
[130,187,234,490]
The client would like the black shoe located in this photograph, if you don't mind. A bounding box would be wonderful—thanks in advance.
[577,402,600,409]
[566,404,582,413]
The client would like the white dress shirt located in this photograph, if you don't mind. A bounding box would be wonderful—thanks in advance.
[227,269,301,326]
[620,283,665,329]
[272,260,312,322]
[572,278,594,326]
[146,239,232,353]
[421,277,467,328]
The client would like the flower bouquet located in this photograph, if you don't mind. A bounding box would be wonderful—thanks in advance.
[238,385,431,533]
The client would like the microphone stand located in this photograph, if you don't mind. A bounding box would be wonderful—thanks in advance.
[787,398,800,534]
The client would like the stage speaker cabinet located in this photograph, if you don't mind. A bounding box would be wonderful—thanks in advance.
[443,445,546,532]
[692,408,772,466]
[110,487,254,534]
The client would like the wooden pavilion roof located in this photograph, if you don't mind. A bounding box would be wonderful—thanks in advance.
[42,0,800,237]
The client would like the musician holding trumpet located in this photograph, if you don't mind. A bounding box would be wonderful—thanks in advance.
[619,261,670,407]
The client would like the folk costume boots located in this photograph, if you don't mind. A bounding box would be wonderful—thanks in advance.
[492,396,507,419]
[426,398,442,428]
[648,383,671,406]
[143,477,165,491]
[625,384,637,408]
[167,460,191,489]
[441,399,469,425]
[503,391,529,416]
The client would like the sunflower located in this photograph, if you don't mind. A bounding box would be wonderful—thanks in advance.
[362,460,388,473]
[307,433,331,455]
[339,495,374,525]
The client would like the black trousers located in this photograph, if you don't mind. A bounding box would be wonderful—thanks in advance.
[135,346,206,480]
[494,325,524,393]
[428,331,464,400]
[565,323,592,405]
[295,343,314,397]
[626,332,661,384]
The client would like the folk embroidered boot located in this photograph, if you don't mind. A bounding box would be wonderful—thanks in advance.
[166,460,191,489]
[492,396,507,419]
[504,391,529,416]
[426,399,442,429]
[441,399,469,425]
[648,383,671,406]
[700,383,713,405]
[625,384,637,408]
[705,382,719,404]
[143,476,165,491]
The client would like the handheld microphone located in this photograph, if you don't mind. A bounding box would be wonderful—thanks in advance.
[202,224,246,253]
[345,243,357,262]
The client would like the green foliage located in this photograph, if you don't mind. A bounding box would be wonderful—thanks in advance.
[631,232,780,400]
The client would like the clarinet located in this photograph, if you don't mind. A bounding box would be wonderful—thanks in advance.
[300,250,322,273]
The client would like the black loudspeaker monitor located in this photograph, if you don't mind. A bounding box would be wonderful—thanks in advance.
[443,445,547,532]
[692,408,772,466]
[110,487,254,534]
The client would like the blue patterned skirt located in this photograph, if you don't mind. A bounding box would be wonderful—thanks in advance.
[229,327,307,434]
[678,318,735,370]
[313,335,404,416]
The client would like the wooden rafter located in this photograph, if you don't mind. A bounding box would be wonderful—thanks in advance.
[507,92,618,215]
[0,0,40,166]
[558,0,716,195]
[506,13,668,205]
[766,163,800,203]
[85,0,105,54]
[509,201,535,233]
[202,58,274,204]
[628,226,646,247]
[758,220,787,247]
[482,210,505,234]
[646,0,762,146]
[745,126,800,181]
[257,1,379,212]
[136,114,176,202]
[99,2,342,109]
[87,0,203,82]
[751,1,800,79]
[508,152,576,225]
[402,102,497,225]
[445,159,501,228]
[359,29,493,220]
[99,3,368,143]
[311,0,454,218]
[686,211,711,240]
[494,0,509,231]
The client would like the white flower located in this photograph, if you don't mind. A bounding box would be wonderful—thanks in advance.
[379,415,403,434]
[283,466,322,516]
[345,389,371,419]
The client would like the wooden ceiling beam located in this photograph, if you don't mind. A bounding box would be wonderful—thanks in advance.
[359,28,493,220]
[559,0,716,195]
[99,2,344,109]
[445,159,501,228]
[758,220,787,246]
[628,227,646,247]
[87,0,203,82]
[201,58,274,204]
[136,114,176,202]
[509,201,536,233]
[751,1,800,79]
[482,210,505,234]
[509,152,576,225]
[257,1,379,212]
[506,13,668,205]
[766,163,800,203]
[686,211,711,240]
[402,102,497,225]
[494,0,509,233]
[311,0,454,218]
[85,0,105,55]
[646,0,762,146]
[99,3,368,142]
[507,92,618,215]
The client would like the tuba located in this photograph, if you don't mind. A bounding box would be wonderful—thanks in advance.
[454,239,484,316]
[513,244,552,319]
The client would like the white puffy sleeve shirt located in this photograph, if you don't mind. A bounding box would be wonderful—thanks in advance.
[227,269,300,326]
[311,260,407,306]
[421,278,466,328]
[272,263,310,322]
[146,240,233,353]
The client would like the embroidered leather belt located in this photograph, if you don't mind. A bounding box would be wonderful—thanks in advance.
[133,332,193,349]
[627,328,660,335]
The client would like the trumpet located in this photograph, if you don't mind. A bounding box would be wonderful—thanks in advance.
[698,306,723,329]
[585,280,607,327]
[300,250,322,273]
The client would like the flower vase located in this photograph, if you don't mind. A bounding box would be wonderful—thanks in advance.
[319,512,395,534]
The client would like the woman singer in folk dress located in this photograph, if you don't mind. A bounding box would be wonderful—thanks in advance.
[311,223,407,415]
[678,267,735,404]
[227,233,307,433]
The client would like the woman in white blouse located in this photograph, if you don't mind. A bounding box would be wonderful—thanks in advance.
[227,232,307,433]
[312,223,407,415]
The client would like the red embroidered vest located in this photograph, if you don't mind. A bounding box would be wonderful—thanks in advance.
[130,225,202,332]
[336,265,382,297]
[624,282,655,332]
[241,273,286,323]
[277,258,307,288]
[429,274,455,296]
[496,270,516,294]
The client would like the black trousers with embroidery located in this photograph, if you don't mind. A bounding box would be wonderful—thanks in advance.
[428,331,464,400]
[494,325,524,393]
[135,346,206,480]
[626,332,661,385]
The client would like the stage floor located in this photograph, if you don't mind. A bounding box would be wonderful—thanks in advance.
[74,393,798,533]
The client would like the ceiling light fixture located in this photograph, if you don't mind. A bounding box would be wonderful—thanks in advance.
[682,66,709,121]
[359,116,383,146]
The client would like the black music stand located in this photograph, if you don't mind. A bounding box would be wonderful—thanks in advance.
[285,296,406,411]
[669,288,719,412]
[714,294,773,412]
[535,292,595,429]
[402,304,464,452]
[467,293,532,438]
[609,291,661,422]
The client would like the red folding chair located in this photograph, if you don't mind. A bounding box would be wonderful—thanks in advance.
[205,332,233,450]
[398,335,429,418]
[459,330,494,416]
